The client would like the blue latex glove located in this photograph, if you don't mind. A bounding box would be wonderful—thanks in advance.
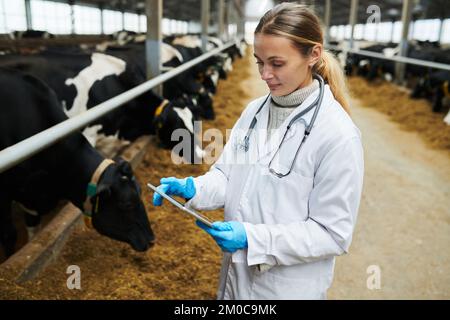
[152,176,196,206]
[196,220,248,253]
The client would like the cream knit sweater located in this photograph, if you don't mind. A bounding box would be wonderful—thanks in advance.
[267,79,319,140]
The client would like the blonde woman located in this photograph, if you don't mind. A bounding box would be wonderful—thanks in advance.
[153,3,364,300]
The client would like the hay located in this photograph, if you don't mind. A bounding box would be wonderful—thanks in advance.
[347,76,450,151]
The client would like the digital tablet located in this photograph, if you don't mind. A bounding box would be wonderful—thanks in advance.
[147,182,213,227]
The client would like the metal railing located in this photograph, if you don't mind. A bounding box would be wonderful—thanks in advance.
[327,44,450,72]
[0,41,236,174]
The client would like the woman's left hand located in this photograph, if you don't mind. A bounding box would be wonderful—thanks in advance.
[196,220,248,253]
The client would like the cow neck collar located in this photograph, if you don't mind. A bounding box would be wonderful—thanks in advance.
[83,158,115,228]
[154,99,170,117]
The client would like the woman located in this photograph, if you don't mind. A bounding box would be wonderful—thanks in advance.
[153,3,364,300]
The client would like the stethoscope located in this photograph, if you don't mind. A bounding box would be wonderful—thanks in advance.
[240,73,325,178]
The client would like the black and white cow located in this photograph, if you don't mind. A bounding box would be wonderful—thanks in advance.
[102,38,216,120]
[0,67,155,256]
[0,49,203,160]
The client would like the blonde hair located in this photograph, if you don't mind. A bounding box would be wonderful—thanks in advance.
[255,2,351,114]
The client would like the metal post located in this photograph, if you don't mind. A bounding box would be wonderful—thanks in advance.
[348,0,358,49]
[374,21,379,41]
[236,0,245,40]
[228,0,236,40]
[146,0,162,95]
[201,0,210,52]
[1,0,6,32]
[409,20,415,40]
[395,0,413,84]
[122,10,125,31]
[218,0,225,41]
[69,0,75,35]
[224,0,230,41]
[438,19,444,44]
[390,20,395,43]
[324,0,331,46]
[100,4,104,35]
[137,10,142,33]
[25,0,32,30]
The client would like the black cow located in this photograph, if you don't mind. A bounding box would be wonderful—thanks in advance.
[9,30,55,40]
[411,70,450,112]
[407,44,450,112]
[0,67,155,256]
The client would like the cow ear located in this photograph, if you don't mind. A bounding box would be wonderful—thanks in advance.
[112,156,125,164]
[118,160,133,178]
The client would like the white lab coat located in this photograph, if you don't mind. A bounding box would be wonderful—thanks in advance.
[187,84,364,300]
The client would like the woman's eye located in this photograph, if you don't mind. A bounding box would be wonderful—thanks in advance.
[256,61,263,65]
[272,63,284,67]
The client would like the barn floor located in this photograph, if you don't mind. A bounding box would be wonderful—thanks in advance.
[1,47,449,299]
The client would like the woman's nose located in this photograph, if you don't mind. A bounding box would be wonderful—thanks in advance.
[260,67,274,81]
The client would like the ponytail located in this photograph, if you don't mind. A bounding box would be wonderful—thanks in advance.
[315,50,351,114]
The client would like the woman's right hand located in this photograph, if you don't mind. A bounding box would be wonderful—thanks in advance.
[152,176,196,206]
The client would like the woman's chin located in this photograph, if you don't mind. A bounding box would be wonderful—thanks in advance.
[270,87,288,97]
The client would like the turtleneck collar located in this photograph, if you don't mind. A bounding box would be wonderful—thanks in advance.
[271,79,319,108]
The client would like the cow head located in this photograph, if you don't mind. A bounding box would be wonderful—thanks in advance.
[198,88,215,120]
[202,67,220,95]
[153,101,204,163]
[90,158,155,251]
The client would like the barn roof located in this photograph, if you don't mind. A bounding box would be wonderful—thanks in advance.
[51,0,450,25]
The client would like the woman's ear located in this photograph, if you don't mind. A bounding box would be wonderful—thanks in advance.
[309,44,323,68]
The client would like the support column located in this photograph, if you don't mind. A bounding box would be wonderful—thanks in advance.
[228,0,236,40]
[395,0,414,84]
[25,0,32,30]
[137,10,142,33]
[348,0,359,49]
[69,0,75,35]
[122,10,125,31]
[236,0,245,40]
[146,0,162,95]
[99,4,104,35]
[324,0,331,46]
[201,0,210,52]
[390,20,395,43]
[438,19,444,44]
[218,0,225,41]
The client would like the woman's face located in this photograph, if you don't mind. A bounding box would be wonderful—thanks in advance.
[253,33,320,96]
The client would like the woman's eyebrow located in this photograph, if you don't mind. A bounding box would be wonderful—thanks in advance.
[253,54,284,60]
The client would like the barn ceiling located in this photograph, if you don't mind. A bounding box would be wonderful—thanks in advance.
[55,0,450,25]
[273,0,450,25]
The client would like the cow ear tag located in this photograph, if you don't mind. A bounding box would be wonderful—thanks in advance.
[87,182,97,197]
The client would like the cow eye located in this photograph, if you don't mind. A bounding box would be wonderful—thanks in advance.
[119,201,136,211]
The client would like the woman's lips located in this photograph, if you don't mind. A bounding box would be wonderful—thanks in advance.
[268,83,281,90]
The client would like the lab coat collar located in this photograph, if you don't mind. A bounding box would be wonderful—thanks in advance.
[254,84,331,161]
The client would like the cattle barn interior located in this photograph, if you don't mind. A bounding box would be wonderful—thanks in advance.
[0,0,449,300]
